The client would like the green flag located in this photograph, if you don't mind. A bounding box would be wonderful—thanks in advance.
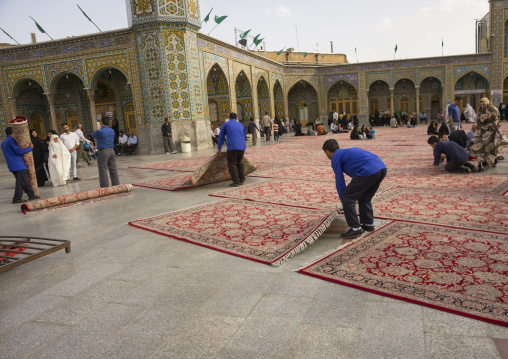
[254,37,264,46]
[303,52,308,58]
[394,44,398,53]
[0,27,14,40]
[214,15,227,25]
[31,17,46,34]
[252,34,261,43]
[77,4,92,22]
[203,8,213,23]
[240,29,251,39]
[277,46,286,56]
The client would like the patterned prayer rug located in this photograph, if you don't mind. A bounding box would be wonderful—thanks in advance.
[373,187,508,233]
[129,199,337,266]
[299,221,508,327]
[384,173,508,195]
[129,155,213,172]
[24,193,132,214]
[21,184,133,214]
[248,164,336,182]
[133,153,257,191]
[210,179,341,210]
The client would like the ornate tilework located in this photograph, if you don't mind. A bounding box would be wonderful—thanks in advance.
[164,29,191,120]
[455,65,491,79]
[233,62,252,82]
[185,30,205,120]
[207,64,229,96]
[127,47,145,125]
[454,72,490,91]
[187,0,200,22]
[492,6,503,104]
[358,72,366,113]
[5,65,47,96]
[44,60,86,91]
[139,29,167,122]
[133,0,155,18]
[285,76,320,97]
[366,72,391,89]
[416,68,445,85]
[257,76,269,100]
[159,0,185,16]
[203,52,229,79]
[392,70,416,86]
[86,52,131,86]
[227,59,237,114]
[236,71,252,98]
[325,74,358,92]
[446,66,453,105]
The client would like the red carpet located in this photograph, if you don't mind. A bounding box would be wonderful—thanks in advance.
[129,199,337,266]
[299,221,508,327]
[21,184,133,214]
[373,187,508,233]
[132,153,257,191]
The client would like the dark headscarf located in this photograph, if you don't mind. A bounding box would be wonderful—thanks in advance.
[438,121,450,135]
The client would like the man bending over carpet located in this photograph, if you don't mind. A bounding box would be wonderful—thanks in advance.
[428,135,477,174]
[323,139,387,238]
[217,112,247,187]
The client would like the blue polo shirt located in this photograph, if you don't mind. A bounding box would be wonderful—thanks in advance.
[91,126,115,149]
[447,104,460,124]
[331,147,386,199]
[217,120,246,151]
[1,136,33,172]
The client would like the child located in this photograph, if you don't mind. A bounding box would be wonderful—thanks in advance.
[273,122,279,141]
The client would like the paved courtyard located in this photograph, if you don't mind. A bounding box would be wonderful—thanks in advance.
[0,127,507,359]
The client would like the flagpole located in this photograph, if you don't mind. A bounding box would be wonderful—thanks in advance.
[29,16,53,40]
[77,5,102,32]
[0,28,20,45]
[208,24,220,36]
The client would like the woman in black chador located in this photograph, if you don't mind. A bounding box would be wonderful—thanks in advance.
[30,129,49,186]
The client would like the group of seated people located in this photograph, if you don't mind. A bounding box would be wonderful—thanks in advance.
[115,131,138,156]
[306,120,328,136]
[350,124,375,140]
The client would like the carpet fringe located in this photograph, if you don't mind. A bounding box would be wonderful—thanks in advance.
[295,219,393,271]
[271,210,338,267]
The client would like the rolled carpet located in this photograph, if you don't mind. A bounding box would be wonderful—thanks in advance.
[21,184,133,214]
[9,116,39,197]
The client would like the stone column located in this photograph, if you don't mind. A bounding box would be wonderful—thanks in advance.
[7,97,18,118]
[415,86,420,115]
[85,88,98,131]
[390,89,394,117]
[441,85,446,113]
[365,89,370,116]
[44,93,58,131]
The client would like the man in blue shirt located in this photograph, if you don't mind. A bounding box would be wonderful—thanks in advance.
[323,139,387,238]
[217,112,247,187]
[447,96,462,133]
[428,135,476,174]
[91,118,120,188]
[1,127,38,203]
[126,132,138,155]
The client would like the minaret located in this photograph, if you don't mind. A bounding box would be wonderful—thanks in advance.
[126,0,210,153]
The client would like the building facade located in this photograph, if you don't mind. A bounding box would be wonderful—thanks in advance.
[0,0,501,154]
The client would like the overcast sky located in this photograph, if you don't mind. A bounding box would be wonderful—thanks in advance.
[0,0,490,63]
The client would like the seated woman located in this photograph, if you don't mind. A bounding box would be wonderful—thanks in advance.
[427,121,439,135]
[330,121,340,133]
[307,124,316,136]
[350,125,360,140]
[360,124,369,139]
[294,119,304,136]
[438,121,450,136]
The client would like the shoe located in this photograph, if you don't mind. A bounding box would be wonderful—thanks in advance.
[28,195,41,200]
[12,199,26,204]
[498,156,505,160]
[166,152,170,154]
[171,151,178,154]
[230,183,240,187]
[361,224,375,232]
[341,228,364,238]
[239,179,245,184]
[73,177,81,181]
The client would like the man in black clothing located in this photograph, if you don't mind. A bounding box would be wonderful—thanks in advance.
[428,136,477,174]
[161,118,177,154]
[448,129,468,149]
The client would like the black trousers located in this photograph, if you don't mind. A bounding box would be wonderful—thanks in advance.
[226,150,245,184]
[341,168,387,229]
[12,170,35,201]
[445,160,475,172]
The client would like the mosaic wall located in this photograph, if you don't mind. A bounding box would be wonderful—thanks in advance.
[185,31,206,121]
[285,76,320,96]
[203,52,229,78]
[325,74,358,92]
[327,82,358,98]
[227,59,237,114]
[237,98,252,121]
[417,68,445,85]
[257,76,270,116]
[139,30,167,122]
[394,79,416,94]
[366,72,391,89]
[454,72,490,91]
[206,64,229,96]
[274,80,284,118]
[236,71,252,98]
[6,65,47,96]
[159,0,185,17]
[164,29,191,120]
[288,82,319,121]
[454,65,491,79]
[86,52,131,86]
[392,70,417,86]
[492,4,504,104]
[45,59,87,91]
[16,85,50,134]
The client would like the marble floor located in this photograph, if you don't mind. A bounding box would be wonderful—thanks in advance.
[0,128,507,359]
